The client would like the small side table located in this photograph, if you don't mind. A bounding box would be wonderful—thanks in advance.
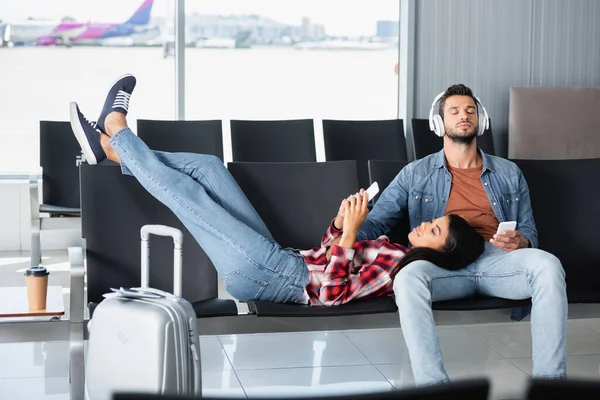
[0,286,65,320]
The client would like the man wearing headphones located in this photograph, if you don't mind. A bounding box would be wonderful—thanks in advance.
[356,84,567,385]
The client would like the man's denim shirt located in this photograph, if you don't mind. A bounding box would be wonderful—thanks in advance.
[357,149,538,248]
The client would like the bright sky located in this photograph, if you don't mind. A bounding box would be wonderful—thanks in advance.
[0,0,399,36]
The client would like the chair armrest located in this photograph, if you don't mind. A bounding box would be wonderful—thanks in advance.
[68,246,85,323]
[39,204,81,217]
[192,298,238,318]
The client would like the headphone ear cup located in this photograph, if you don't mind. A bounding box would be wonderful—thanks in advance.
[477,112,487,136]
[432,115,444,137]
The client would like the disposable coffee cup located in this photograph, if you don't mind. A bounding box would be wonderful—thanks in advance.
[24,266,49,311]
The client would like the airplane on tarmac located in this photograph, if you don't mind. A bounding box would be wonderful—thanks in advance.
[4,0,154,47]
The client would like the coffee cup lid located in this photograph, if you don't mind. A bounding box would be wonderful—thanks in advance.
[24,266,49,277]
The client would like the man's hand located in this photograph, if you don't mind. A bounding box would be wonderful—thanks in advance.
[490,230,530,252]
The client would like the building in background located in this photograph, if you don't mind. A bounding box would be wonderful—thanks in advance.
[376,20,398,38]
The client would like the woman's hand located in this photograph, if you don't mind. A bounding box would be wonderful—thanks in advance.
[342,190,369,234]
[333,200,346,230]
[325,237,342,260]
[339,190,369,247]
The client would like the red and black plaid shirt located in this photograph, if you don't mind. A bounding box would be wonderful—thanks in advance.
[298,221,409,306]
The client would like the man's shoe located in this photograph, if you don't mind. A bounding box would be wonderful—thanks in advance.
[69,102,106,165]
[96,73,136,134]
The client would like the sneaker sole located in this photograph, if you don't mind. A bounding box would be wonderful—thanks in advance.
[69,102,98,165]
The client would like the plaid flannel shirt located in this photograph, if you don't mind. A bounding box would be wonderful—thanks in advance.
[299,220,409,306]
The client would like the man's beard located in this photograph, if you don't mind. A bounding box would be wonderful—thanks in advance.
[445,127,478,145]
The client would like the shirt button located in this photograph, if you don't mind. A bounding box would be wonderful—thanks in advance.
[493,202,497,206]
[425,199,429,202]
[484,182,488,186]
[415,196,419,199]
[515,198,519,201]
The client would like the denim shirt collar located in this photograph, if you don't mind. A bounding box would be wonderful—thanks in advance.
[431,148,495,174]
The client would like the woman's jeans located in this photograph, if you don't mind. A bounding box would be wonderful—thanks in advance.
[394,243,567,385]
[108,128,310,303]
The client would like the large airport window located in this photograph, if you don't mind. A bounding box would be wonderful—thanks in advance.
[181,0,400,161]
[0,0,173,171]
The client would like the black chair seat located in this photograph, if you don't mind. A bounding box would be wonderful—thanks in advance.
[248,295,537,317]
[89,298,238,319]
[39,204,81,217]
[247,297,397,317]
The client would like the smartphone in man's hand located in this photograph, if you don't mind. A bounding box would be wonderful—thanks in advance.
[496,221,517,235]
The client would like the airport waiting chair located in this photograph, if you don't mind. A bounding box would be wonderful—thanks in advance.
[137,119,224,159]
[526,378,600,400]
[30,121,83,266]
[113,378,490,400]
[411,118,495,159]
[323,119,408,189]
[230,119,317,162]
[513,158,600,304]
[78,161,237,319]
[227,160,400,317]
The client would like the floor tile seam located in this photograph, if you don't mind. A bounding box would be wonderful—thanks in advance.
[504,358,533,377]
[445,325,506,359]
[371,363,407,391]
[577,325,600,338]
[341,330,378,367]
[216,334,260,398]
[216,335,237,372]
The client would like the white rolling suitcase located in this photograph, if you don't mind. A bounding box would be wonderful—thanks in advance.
[85,225,202,400]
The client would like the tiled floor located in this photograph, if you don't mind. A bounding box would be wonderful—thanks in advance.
[1,251,600,399]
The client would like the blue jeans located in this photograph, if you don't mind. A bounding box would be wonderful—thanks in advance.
[108,128,310,303]
[394,243,567,385]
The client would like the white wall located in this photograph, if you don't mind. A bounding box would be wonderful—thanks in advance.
[0,180,84,253]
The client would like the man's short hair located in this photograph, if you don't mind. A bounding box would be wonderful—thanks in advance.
[439,84,478,119]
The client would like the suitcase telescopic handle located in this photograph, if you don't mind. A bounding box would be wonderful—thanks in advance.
[140,225,184,297]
